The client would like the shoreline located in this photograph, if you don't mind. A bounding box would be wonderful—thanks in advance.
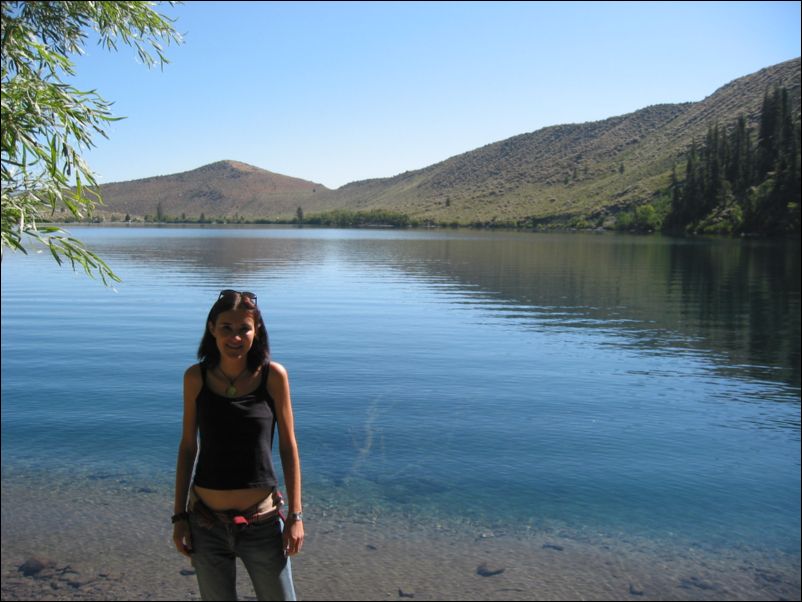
[2,477,799,601]
[3,515,800,601]
[36,222,799,244]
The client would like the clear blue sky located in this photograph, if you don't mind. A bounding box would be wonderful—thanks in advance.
[70,1,801,189]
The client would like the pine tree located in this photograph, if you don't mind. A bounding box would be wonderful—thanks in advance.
[667,85,799,235]
[757,88,781,180]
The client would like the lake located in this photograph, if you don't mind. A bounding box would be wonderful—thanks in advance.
[1,226,799,600]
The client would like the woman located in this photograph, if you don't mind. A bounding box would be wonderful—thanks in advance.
[173,290,303,601]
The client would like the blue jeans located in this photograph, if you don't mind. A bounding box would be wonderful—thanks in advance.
[189,512,296,601]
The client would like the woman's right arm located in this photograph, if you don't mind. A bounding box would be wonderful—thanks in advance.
[173,364,202,558]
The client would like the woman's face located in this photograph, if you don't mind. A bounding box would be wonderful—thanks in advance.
[209,309,257,361]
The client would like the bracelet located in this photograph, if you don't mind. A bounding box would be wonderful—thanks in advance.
[288,512,303,522]
[171,511,189,524]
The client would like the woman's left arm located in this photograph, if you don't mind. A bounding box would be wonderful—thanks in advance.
[268,361,304,556]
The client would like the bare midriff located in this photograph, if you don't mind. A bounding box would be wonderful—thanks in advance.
[193,485,279,512]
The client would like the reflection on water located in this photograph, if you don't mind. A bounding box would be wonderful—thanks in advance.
[93,226,801,387]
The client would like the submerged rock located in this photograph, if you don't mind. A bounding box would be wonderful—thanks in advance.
[18,557,53,577]
[476,563,505,577]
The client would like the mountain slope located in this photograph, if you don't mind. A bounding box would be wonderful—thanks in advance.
[321,58,800,225]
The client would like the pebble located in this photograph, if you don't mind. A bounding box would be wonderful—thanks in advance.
[679,576,717,591]
[542,543,564,551]
[476,562,505,577]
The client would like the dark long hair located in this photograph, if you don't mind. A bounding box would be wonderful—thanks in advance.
[197,292,270,372]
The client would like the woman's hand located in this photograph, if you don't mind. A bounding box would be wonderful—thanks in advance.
[283,518,304,556]
[173,520,193,558]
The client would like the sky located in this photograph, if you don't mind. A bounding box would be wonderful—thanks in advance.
[68,1,801,190]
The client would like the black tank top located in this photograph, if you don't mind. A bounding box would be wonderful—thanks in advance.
[193,363,279,490]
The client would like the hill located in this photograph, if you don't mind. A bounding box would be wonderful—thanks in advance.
[95,160,329,221]
[93,58,800,225]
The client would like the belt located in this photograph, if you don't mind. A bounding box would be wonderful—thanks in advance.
[189,489,283,529]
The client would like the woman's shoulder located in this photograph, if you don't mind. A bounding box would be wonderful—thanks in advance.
[266,360,289,387]
[184,363,204,385]
[267,360,287,377]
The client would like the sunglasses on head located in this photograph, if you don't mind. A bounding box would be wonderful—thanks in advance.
[218,289,258,305]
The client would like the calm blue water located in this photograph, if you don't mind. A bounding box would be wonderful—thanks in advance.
[2,226,800,558]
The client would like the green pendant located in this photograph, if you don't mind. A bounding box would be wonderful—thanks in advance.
[226,385,237,397]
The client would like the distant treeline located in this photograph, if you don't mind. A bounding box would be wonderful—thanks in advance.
[76,208,425,228]
[298,208,413,227]
[639,85,800,236]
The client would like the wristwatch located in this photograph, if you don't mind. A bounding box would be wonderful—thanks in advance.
[288,512,303,522]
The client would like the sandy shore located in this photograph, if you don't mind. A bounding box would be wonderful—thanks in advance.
[2,477,799,601]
